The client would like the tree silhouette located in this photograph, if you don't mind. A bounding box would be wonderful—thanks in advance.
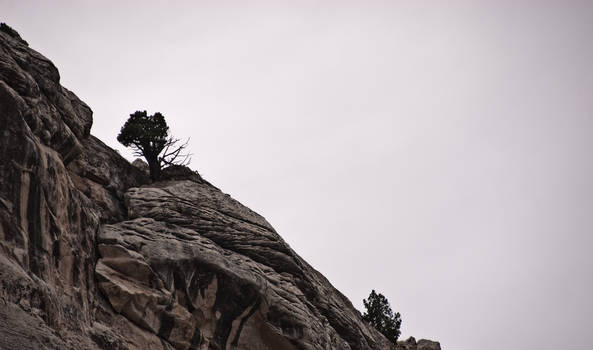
[117,110,190,180]
[362,289,402,343]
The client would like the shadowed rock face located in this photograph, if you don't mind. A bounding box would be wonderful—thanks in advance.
[0,25,437,349]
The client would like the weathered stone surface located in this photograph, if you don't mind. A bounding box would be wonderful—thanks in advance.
[132,158,150,174]
[160,164,203,183]
[0,24,153,350]
[396,337,441,350]
[68,135,150,222]
[97,217,345,349]
[0,24,440,350]
[417,339,441,350]
[0,25,105,350]
[119,180,394,349]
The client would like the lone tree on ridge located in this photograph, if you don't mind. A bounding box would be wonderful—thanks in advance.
[362,289,402,343]
[117,110,190,180]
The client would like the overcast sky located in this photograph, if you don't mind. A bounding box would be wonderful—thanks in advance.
[4,1,593,349]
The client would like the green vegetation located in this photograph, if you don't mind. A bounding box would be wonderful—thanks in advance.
[362,289,402,343]
[117,110,189,180]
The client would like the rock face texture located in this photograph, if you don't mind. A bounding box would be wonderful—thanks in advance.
[96,180,393,350]
[0,24,439,350]
[396,337,441,350]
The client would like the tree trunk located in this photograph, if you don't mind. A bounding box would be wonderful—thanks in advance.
[147,155,160,181]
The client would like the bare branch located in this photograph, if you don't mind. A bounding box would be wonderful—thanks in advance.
[159,137,192,167]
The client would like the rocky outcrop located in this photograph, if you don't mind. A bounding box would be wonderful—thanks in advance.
[68,136,149,223]
[0,23,439,349]
[95,179,394,349]
[396,337,441,350]
[0,22,101,350]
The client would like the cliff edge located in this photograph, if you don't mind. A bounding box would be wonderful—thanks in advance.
[0,24,439,350]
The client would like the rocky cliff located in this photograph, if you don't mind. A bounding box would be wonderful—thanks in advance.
[0,24,439,350]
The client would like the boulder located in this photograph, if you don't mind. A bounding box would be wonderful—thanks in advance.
[396,337,441,350]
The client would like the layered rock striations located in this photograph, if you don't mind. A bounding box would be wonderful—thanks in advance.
[0,25,439,350]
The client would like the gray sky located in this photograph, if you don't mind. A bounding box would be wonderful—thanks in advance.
[4,1,593,348]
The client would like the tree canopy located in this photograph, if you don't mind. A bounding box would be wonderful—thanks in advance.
[362,289,402,343]
[117,110,189,180]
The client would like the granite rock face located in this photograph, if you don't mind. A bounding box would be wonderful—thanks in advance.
[0,24,438,349]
